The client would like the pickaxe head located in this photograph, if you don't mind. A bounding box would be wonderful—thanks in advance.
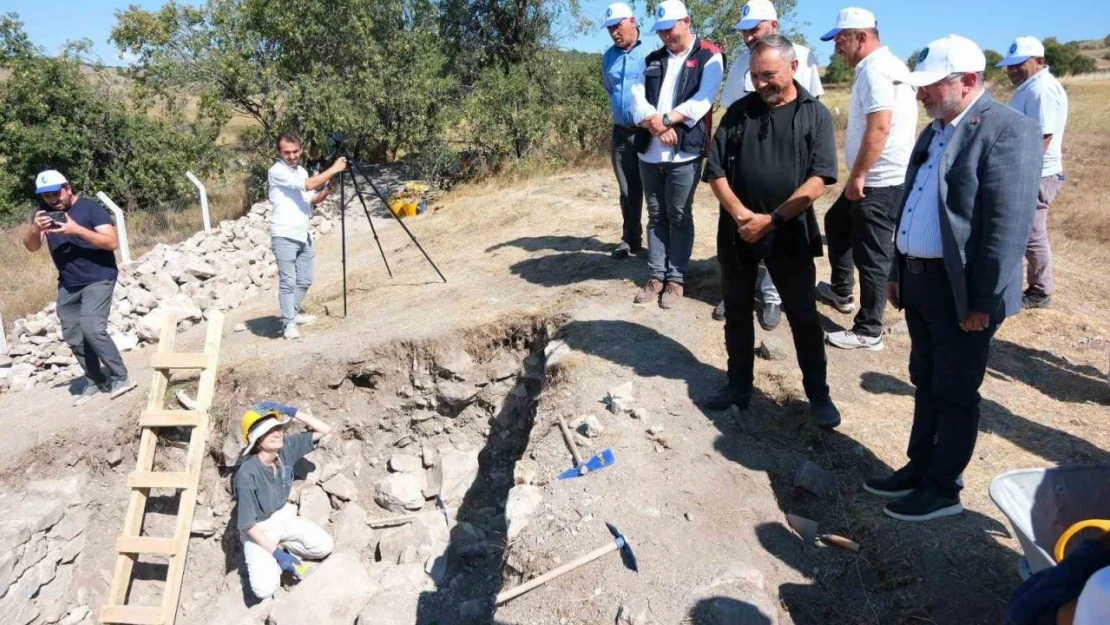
[606,522,638,573]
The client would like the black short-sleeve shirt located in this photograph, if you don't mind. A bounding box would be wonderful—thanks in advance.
[32,197,119,289]
[705,85,838,258]
[234,432,317,531]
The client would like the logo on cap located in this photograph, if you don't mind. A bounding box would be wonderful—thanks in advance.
[1009,42,1018,54]
[656,6,665,17]
[607,7,613,16]
[742,4,751,16]
[918,48,929,63]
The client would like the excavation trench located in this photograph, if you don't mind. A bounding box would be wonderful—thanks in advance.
[104,314,568,624]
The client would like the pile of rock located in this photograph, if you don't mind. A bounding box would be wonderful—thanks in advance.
[0,200,337,392]
[0,477,92,625]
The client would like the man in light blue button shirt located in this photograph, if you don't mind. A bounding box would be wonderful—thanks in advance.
[602,2,653,258]
[863,35,1041,524]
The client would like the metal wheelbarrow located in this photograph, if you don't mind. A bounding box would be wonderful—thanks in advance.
[989,464,1110,580]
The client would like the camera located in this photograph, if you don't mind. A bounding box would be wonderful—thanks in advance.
[44,210,67,229]
[327,132,349,152]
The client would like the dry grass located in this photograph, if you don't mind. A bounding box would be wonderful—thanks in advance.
[0,179,251,336]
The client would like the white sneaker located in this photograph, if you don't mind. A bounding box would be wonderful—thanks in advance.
[826,330,883,351]
[294,314,317,325]
[283,324,302,340]
[816,282,856,314]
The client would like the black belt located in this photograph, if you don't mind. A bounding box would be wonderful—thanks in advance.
[903,256,945,274]
[614,124,639,132]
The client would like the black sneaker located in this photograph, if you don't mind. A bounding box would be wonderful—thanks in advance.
[712,301,726,321]
[1022,290,1051,309]
[816,282,857,314]
[758,303,781,331]
[811,398,841,428]
[863,467,922,498]
[883,488,963,522]
[699,385,752,411]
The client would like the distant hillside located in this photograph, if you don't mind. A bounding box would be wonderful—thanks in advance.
[1077,37,1110,71]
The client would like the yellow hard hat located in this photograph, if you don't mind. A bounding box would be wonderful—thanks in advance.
[239,404,293,456]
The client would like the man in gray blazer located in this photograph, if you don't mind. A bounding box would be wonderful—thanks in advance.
[862,35,1042,522]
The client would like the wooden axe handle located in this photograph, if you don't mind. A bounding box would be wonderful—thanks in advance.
[368,513,421,527]
[557,416,585,467]
[819,534,861,553]
[496,540,619,605]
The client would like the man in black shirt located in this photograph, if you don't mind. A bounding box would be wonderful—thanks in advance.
[701,35,842,428]
[22,170,135,405]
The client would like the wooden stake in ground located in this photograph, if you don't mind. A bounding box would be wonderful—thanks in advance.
[100,312,224,625]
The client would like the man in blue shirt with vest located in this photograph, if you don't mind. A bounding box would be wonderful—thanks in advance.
[602,3,653,259]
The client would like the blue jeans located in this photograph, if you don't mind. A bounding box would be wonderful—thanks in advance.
[271,236,315,328]
[639,159,700,283]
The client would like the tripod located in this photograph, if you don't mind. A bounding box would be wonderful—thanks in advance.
[329,149,447,317]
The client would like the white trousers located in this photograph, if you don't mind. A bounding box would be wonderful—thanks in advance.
[243,504,333,599]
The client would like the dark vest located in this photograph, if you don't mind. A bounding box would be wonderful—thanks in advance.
[635,38,725,157]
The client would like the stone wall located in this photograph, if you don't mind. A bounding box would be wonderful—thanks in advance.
[0,200,336,393]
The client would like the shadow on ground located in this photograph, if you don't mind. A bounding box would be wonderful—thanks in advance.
[559,319,1024,625]
[988,339,1110,405]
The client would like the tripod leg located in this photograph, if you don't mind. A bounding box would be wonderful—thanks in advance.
[349,160,448,284]
[346,170,394,279]
[340,171,348,317]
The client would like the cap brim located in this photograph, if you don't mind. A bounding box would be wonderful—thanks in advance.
[896,71,950,88]
[819,28,841,42]
[240,415,292,456]
[733,18,764,31]
[995,56,1029,68]
[36,183,64,194]
[602,17,625,28]
[651,19,677,32]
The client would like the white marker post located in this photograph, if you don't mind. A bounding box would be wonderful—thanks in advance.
[96,192,133,265]
[185,171,212,235]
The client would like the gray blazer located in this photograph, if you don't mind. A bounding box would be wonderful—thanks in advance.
[892,92,1042,322]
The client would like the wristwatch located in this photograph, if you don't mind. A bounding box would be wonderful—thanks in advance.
[770,211,786,230]
[662,113,673,128]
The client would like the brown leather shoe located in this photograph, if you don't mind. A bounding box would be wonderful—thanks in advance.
[634,278,664,304]
[660,281,684,309]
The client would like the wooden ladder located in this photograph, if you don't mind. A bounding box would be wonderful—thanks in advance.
[100,311,225,625]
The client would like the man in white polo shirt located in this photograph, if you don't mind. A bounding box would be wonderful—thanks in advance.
[268,132,347,340]
[997,36,1068,310]
[714,0,824,330]
[817,8,917,351]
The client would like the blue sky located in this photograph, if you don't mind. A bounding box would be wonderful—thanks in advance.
[8,0,1110,66]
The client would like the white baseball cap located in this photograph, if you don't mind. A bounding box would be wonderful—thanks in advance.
[34,170,68,194]
[820,7,877,41]
[651,0,690,32]
[734,0,777,31]
[602,2,634,28]
[898,35,987,88]
[996,36,1045,67]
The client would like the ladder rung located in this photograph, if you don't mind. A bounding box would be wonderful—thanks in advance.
[128,472,192,489]
[139,410,203,428]
[117,536,179,556]
[149,353,216,370]
[99,605,164,624]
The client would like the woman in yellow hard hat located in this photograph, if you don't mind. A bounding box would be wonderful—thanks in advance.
[234,401,333,599]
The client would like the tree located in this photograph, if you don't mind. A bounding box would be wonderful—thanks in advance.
[824,53,851,84]
[1043,37,1097,75]
[0,13,223,224]
[982,49,1006,84]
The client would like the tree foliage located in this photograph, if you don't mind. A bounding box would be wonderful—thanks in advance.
[1042,37,1097,76]
[0,13,223,224]
[823,53,851,84]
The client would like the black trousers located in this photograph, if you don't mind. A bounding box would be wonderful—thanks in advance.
[824,185,904,337]
[719,232,829,402]
[611,126,644,249]
[901,264,999,498]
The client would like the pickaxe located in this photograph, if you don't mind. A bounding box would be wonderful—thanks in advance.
[495,522,637,605]
[556,416,615,480]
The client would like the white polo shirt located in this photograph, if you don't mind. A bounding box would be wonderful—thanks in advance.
[846,46,918,188]
[267,161,315,243]
[630,37,724,164]
[719,42,824,109]
[1008,67,1067,177]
